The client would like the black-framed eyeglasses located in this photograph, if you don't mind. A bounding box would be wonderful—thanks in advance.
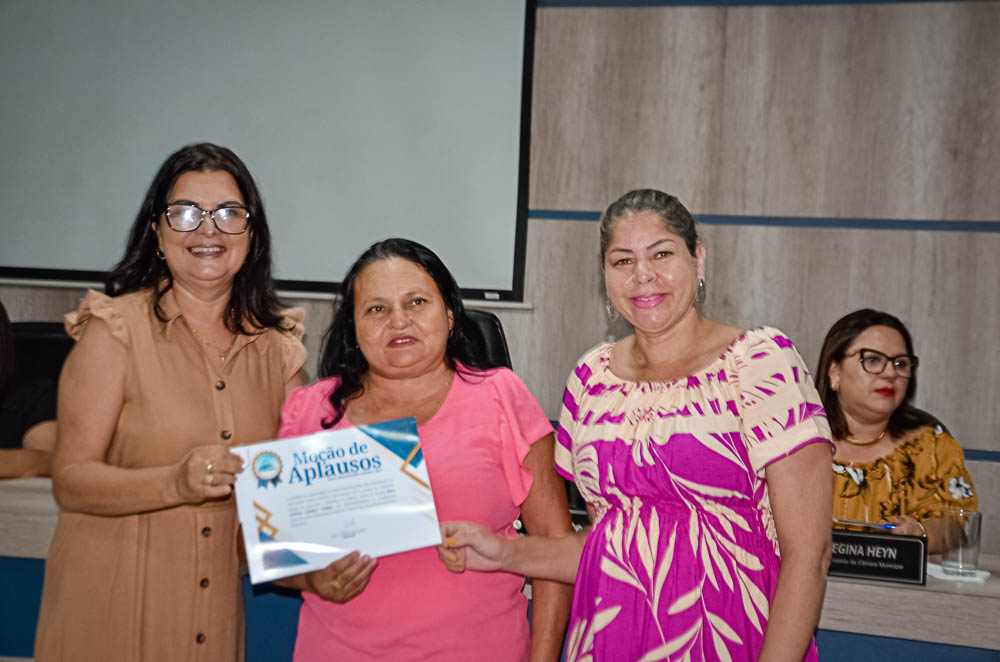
[845,348,918,377]
[163,204,250,234]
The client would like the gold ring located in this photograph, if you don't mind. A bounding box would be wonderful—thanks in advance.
[330,579,343,591]
[206,461,214,473]
[205,473,214,486]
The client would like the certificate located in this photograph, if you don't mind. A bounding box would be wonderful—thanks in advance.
[233,417,441,584]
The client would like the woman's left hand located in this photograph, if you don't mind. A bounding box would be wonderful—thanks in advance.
[168,445,244,505]
[302,551,378,604]
[891,515,926,537]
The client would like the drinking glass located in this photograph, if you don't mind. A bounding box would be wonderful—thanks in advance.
[940,508,981,576]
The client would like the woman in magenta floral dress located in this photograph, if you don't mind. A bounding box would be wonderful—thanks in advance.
[441,189,833,661]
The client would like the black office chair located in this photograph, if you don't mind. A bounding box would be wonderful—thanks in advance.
[466,309,513,370]
[11,322,73,386]
[465,309,589,527]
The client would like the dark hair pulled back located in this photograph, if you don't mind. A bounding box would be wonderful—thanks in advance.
[599,189,699,263]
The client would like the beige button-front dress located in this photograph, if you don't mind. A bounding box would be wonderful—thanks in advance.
[33,288,305,662]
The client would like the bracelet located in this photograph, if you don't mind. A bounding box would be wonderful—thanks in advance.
[914,518,927,537]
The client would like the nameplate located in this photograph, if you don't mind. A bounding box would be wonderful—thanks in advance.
[829,529,927,585]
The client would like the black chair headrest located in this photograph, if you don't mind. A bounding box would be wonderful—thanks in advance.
[12,322,73,385]
[465,309,512,370]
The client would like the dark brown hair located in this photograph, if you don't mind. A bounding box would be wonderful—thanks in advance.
[318,238,499,427]
[815,309,937,439]
[105,143,285,334]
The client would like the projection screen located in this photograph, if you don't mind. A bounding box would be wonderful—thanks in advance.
[0,0,533,301]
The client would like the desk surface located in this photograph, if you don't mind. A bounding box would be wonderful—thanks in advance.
[821,554,1000,650]
[0,478,58,559]
[3,478,998,650]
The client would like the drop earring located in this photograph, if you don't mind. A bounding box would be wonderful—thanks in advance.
[695,278,706,305]
[605,298,619,321]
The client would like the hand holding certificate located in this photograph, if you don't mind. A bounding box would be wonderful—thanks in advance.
[233,417,441,584]
[295,551,379,603]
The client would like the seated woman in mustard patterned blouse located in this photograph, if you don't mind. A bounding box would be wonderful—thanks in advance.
[815,309,977,554]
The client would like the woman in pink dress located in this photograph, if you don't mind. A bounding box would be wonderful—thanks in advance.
[442,189,833,661]
[276,238,573,661]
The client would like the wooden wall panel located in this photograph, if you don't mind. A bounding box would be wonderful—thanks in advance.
[714,2,1000,220]
[967,460,999,557]
[492,218,610,418]
[531,3,1000,220]
[530,7,726,212]
[0,284,88,323]
[701,224,1000,449]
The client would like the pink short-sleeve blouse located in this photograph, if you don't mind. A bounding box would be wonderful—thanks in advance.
[278,365,554,662]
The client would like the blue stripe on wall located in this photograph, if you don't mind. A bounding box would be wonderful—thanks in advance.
[539,0,962,7]
[529,210,1000,233]
[964,449,1000,463]
[530,210,602,221]
[697,215,1000,232]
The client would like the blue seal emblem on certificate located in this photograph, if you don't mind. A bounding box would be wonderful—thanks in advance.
[251,451,283,488]
[232,417,442,584]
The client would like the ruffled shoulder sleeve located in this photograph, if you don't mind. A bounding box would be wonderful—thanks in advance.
[733,327,834,475]
[279,377,340,439]
[487,368,555,507]
[64,289,129,346]
[277,306,307,383]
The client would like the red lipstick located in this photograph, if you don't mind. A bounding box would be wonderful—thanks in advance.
[875,388,895,397]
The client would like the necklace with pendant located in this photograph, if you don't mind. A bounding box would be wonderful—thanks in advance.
[188,323,237,362]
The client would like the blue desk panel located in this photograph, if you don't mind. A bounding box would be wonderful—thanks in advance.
[0,557,44,658]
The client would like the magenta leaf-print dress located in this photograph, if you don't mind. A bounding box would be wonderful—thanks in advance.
[555,328,832,662]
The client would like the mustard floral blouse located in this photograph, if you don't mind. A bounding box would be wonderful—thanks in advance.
[833,424,977,523]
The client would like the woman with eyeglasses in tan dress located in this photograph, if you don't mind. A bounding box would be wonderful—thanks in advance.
[815,309,976,553]
[34,143,305,662]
